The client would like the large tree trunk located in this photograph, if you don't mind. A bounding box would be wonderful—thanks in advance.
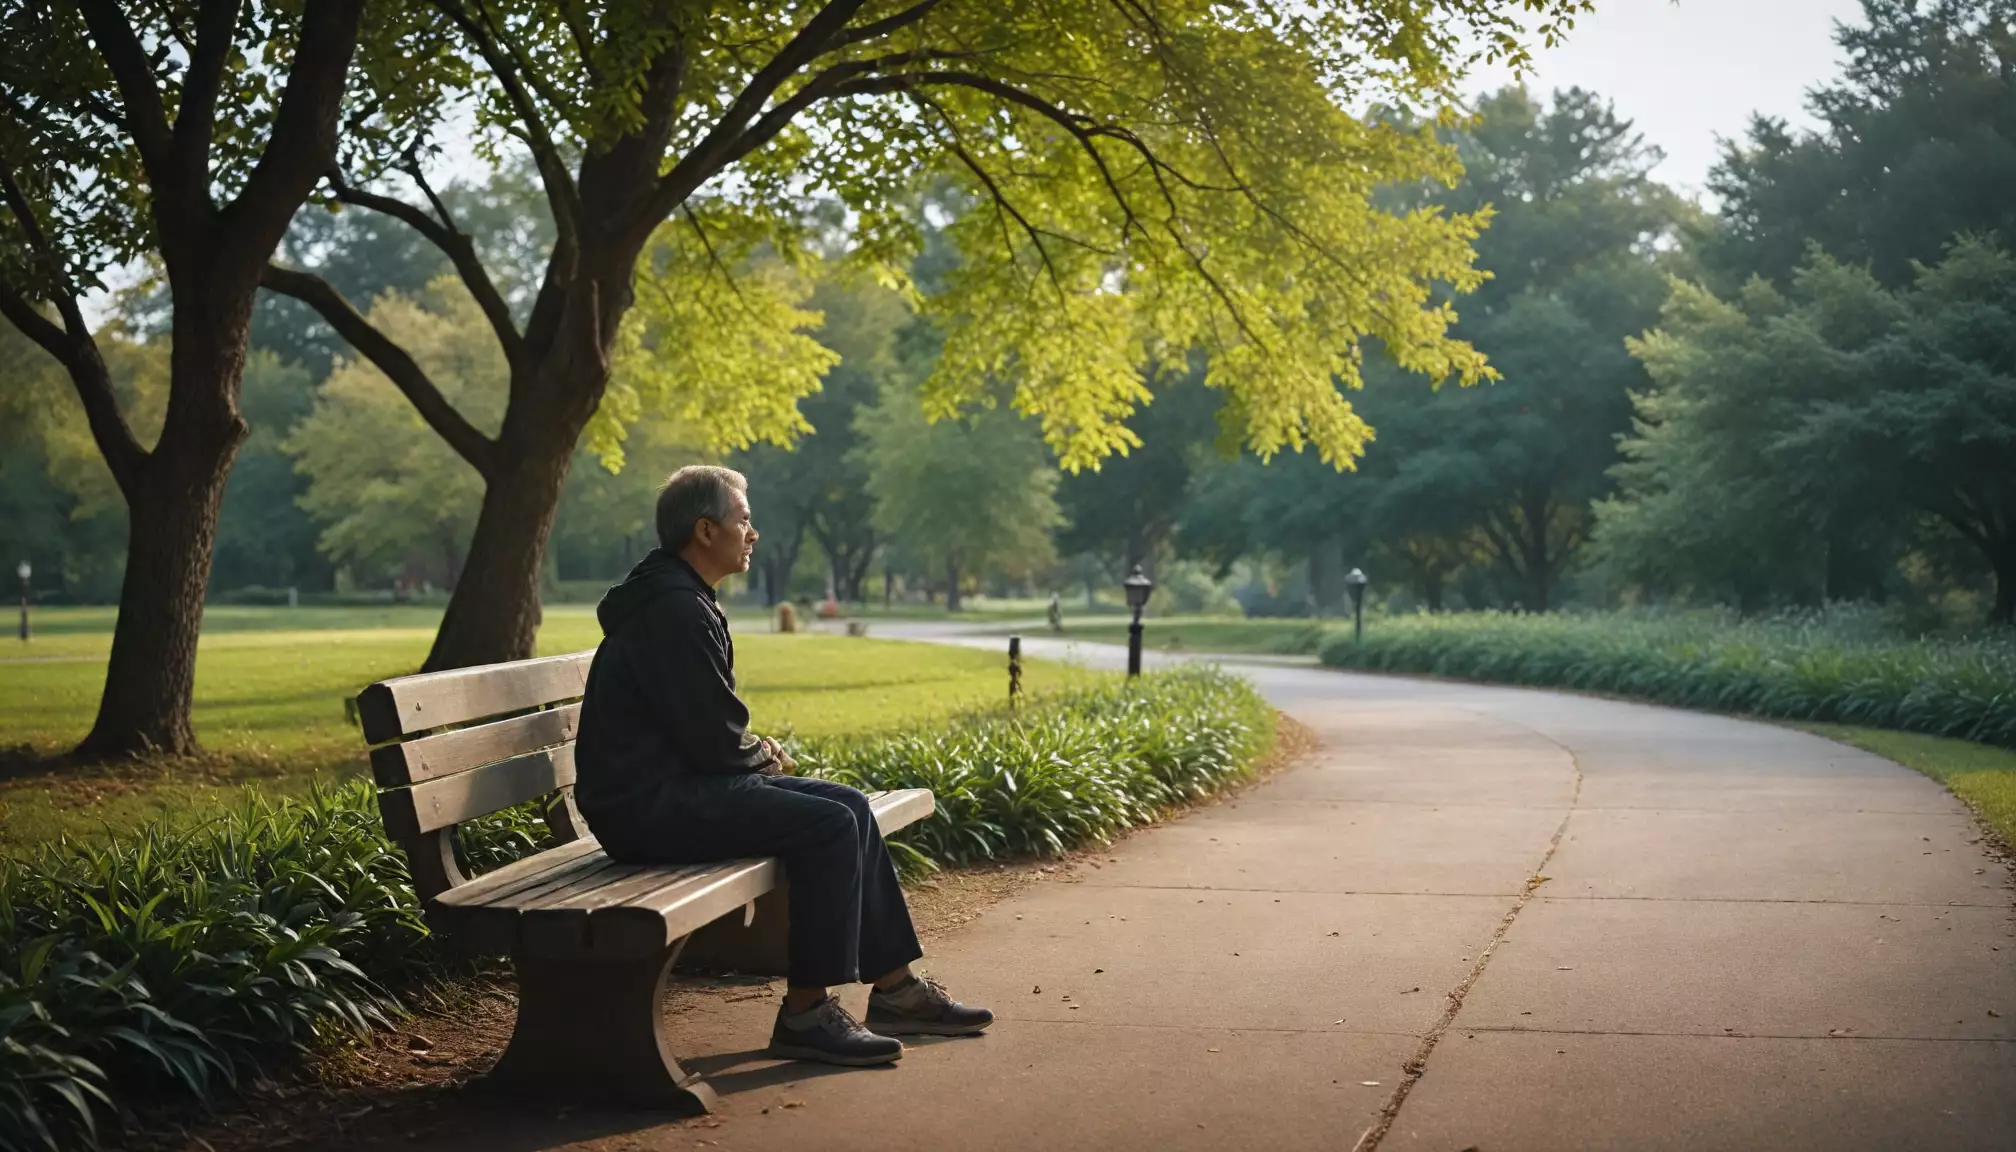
[76,421,243,758]
[75,291,253,759]
[423,401,588,672]
[1989,537,2015,627]
[945,556,963,612]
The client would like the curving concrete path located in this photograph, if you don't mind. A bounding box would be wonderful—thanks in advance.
[388,628,2016,1151]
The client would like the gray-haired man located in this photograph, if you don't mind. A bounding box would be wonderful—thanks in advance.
[573,465,991,1066]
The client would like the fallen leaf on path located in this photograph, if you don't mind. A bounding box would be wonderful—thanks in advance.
[1360,1081,1381,1087]
[1990,1009,2002,1018]
[1032,985,1042,994]
[1207,1048,1221,1053]
[1556,966,1574,971]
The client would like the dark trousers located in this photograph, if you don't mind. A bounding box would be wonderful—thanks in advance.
[598,774,923,989]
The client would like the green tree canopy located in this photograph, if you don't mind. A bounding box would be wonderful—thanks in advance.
[261,0,1590,672]
[1176,85,1682,612]
[1598,238,2016,622]
[1703,0,2016,290]
[858,381,1062,611]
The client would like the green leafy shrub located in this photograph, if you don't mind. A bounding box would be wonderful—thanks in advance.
[799,668,1274,864]
[1320,609,2016,746]
[0,669,1271,1148]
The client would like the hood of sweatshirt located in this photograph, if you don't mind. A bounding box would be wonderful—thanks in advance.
[596,548,712,634]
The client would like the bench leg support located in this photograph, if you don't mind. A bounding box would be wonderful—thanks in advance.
[491,939,718,1114]
[674,883,791,976]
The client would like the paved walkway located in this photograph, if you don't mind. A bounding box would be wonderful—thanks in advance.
[426,631,2016,1150]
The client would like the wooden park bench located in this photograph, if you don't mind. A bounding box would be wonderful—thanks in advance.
[356,650,935,1114]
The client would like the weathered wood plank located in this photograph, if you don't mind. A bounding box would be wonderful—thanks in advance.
[868,788,934,836]
[455,859,649,954]
[371,704,581,788]
[429,784,937,957]
[433,837,605,911]
[357,650,594,743]
[378,744,576,839]
[582,790,931,955]
[537,861,780,957]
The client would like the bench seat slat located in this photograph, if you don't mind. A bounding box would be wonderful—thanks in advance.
[372,704,581,788]
[358,650,594,743]
[530,861,780,957]
[436,836,605,908]
[427,787,935,958]
[472,855,637,912]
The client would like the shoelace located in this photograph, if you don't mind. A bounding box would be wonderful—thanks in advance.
[818,996,870,1034]
[877,974,951,1010]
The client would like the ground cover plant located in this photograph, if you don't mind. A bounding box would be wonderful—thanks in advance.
[1318,608,2016,748]
[0,667,1268,1149]
[0,607,1095,849]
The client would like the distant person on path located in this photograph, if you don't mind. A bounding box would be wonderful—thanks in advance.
[574,465,992,1067]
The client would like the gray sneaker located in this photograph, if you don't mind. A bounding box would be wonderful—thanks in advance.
[768,996,904,1066]
[866,974,994,1036]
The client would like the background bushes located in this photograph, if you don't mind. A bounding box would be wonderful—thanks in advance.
[1320,608,2016,747]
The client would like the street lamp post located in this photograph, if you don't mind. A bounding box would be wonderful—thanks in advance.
[1123,565,1155,678]
[16,560,30,642]
[1344,567,1368,644]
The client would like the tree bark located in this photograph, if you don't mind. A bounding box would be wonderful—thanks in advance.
[1990,538,2015,627]
[422,399,588,671]
[77,399,245,758]
[945,555,962,612]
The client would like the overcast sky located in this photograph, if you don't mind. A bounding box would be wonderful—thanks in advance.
[1473,0,1867,197]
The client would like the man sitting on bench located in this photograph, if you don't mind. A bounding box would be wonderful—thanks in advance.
[574,465,993,1067]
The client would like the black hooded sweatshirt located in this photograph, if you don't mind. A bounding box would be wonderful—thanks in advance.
[573,548,770,832]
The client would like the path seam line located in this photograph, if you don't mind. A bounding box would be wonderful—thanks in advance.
[1353,714,1587,1152]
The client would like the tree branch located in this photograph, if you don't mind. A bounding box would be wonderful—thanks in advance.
[327,170,529,375]
[261,263,500,476]
[0,280,146,496]
[224,0,367,266]
[838,0,946,46]
[0,164,147,492]
[171,0,241,187]
[73,0,176,191]
[429,0,582,272]
[712,48,970,173]
[636,0,870,235]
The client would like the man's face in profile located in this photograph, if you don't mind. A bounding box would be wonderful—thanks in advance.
[694,487,759,578]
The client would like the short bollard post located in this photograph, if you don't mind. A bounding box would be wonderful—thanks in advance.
[1008,635,1023,705]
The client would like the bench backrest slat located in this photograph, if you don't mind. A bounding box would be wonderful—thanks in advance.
[356,651,594,743]
[378,742,578,840]
[370,703,582,788]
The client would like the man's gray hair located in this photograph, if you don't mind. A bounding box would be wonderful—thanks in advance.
[656,465,748,550]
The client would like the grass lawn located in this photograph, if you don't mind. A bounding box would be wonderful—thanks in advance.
[1042,615,1337,655]
[1800,723,2016,849]
[0,604,1100,849]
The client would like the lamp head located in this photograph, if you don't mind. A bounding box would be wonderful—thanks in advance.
[1344,568,1367,589]
[15,560,28,582]
[1122,565,1154,611]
